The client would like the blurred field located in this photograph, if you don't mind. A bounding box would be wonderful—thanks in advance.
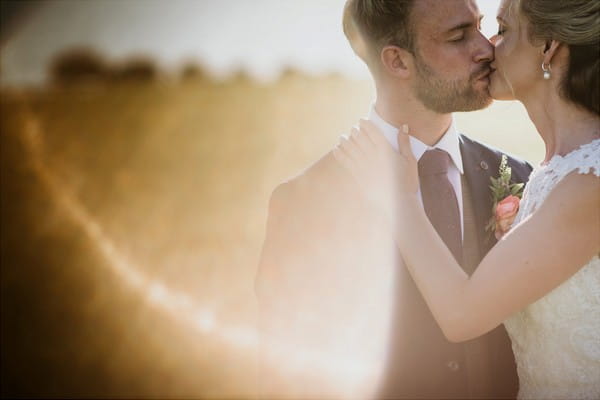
[0,73,543,398]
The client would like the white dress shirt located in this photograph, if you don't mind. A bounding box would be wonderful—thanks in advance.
[368,107,465,238]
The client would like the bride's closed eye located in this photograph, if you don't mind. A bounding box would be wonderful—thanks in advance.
[497,24,507,35]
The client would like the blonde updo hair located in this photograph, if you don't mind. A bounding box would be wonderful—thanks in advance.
[517,0,600,115]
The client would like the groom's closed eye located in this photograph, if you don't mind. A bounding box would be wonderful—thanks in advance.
[446,15,484,42]
[449,33,465,42]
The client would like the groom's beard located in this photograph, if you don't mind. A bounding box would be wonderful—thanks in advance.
[413,53,492,113]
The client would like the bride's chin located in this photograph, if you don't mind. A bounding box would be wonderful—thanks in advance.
[490,78,515,101]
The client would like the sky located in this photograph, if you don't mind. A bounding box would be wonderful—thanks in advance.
[0,0,503,86]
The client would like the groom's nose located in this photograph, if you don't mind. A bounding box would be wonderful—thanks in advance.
[473,30,494,64]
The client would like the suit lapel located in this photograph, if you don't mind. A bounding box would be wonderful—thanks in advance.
[459,134,498,256]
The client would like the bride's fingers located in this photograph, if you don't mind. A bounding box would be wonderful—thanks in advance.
[336,134,362,168]
[349,127,368,157]
[355,119,377,148]
[350,126,362,150]
[397,128,417,162]
[350,127,373,157]
[332,144,346,165]
[359,119,392,150]
[333,137,354,170]
[334,140,369,184]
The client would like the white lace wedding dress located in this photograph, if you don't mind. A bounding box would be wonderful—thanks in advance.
[503,138,600,399]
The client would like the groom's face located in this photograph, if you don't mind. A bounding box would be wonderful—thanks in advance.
[409,0,494,113]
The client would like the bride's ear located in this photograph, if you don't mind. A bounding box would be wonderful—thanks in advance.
[542,40,562,66]
[381,45,412,79]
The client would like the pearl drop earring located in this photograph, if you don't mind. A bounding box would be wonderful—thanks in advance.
[542,62,551,80]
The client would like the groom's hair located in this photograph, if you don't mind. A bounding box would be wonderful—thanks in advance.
[343,0,416,62]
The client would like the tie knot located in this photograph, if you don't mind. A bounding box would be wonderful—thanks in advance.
[418,149,452,176]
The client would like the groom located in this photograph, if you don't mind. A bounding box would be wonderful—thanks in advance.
[256,0,532,398]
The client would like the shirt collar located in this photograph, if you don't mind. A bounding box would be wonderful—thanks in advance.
[368,105,464,174]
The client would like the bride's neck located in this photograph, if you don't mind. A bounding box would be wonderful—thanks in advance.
[522,92,600,163]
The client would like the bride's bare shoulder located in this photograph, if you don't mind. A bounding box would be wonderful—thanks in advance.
[535,170,600,236]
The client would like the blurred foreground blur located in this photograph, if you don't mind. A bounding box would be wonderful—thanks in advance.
[0,44,544,397]
[0,68,372,398]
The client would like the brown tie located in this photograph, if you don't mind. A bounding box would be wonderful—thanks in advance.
[418,149,463,265]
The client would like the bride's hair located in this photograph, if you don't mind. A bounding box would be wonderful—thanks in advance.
[517,0,599,115]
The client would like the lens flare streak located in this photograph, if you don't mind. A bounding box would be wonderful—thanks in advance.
[16,103,379,397]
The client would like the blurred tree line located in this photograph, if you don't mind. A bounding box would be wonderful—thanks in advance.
[47,48,339,86]
[49,48,214,85]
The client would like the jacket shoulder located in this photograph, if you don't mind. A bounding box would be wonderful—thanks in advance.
[270,149,353,205]
[460,134,533,181]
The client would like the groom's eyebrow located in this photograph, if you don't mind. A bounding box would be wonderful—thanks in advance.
[447,15,484,32]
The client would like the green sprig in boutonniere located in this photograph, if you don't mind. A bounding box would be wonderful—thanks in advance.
[485,154,524,240]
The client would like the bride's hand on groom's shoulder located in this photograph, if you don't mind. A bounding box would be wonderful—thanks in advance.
[333,119,419,220]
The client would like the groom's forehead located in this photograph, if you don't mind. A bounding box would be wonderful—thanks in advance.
[412,0,481,35]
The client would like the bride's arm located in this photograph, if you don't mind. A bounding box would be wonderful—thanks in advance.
[396,171,599,342]
[334,121,600,343]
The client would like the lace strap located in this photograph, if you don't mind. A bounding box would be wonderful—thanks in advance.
[550,138,600,181]
[573,138,600,176]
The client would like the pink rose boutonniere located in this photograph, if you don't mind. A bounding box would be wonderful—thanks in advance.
[485,155,525,240]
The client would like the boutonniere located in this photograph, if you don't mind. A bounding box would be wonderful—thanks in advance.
[485,154,524,240]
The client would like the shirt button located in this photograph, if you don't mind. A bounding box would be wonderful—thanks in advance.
[447,360,460,372]
[480,161,489,170]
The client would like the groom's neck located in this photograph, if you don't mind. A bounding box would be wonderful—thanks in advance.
[374,91,452,147]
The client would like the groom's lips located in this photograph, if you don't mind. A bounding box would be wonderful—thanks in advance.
[475,68,492,82]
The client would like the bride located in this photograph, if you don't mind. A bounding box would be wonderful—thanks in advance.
[335,0,600,398]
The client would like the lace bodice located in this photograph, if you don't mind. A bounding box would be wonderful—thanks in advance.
[503,138,600,399]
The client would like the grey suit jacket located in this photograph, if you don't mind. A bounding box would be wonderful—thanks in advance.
[256,134,533,399]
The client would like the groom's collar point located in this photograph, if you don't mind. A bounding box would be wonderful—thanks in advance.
[368,105,464,174]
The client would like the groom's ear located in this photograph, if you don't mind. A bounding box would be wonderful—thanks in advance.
[381,45,412,79]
